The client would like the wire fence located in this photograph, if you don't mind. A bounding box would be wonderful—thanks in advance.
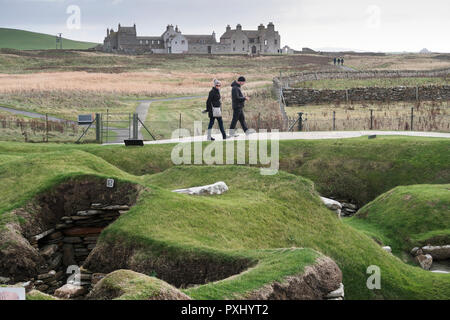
[1,110,449,143]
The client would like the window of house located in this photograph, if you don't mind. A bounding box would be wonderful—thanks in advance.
[242,40,245,44]
[275,39,278,45]
[182,40,185,44]
[264,40,268,46]
[233,40,235,44]
[140,40,143,44]
[233,47,235,51]
[146,40,148,44]
[242,47,245,51]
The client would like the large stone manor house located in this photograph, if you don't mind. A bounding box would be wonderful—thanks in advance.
[102,23,281,54]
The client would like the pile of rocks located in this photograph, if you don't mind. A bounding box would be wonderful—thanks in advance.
[320,196,359,217]
[26,203,130,295]
[411,245,450,270]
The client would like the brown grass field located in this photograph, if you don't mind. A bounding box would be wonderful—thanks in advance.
[0,50,449,141]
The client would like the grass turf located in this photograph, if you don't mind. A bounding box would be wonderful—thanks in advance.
[0,138,448,299]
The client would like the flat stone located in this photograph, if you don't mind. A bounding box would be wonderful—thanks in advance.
[422,245,450,260]
[416,254,433,270]
[0,276,11,284]
[49,253,63,270]
[326,283,344,298]
[411,247,420,256]
[54,284,86,299]
[38,270,56,281]
[63,227,103,237]
[63,237,82,244]
[382,246,392,254]
[35,284,49,292]
[40,244,59,258]
[91,273,106,285]
[342,203,357,210]
[71,216,92,221]
[77,210,103,216]
[320,196,342,211]
[31,229,55,242]
[101,205,130,211]
[172,182,228,196]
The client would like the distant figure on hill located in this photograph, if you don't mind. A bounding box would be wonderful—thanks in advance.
[333,57,337,65]
[341,57,345,65]
[229,76,251,137]
[204,79,227,141]
[337,58,341,66]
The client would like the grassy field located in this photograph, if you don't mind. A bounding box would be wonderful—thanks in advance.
[285,101,450,132]
[343,53,450,71]
[0,136,448,211]
[0,28,98,50]
[0,138,448,300]
[292,77,450,89]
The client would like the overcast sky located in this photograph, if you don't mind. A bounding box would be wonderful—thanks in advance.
[1,0,449,52]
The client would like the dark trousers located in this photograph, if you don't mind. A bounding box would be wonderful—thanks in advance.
[208,117,226,138]
[229,108,248,132]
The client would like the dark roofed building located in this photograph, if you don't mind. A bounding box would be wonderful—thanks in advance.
[102,23,281,54]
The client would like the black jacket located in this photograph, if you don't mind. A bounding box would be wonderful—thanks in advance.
[206,87,221,118]
[231,81,246,110]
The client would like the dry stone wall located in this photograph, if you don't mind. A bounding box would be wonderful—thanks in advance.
[273,68,450,105]
[283,85,450,106]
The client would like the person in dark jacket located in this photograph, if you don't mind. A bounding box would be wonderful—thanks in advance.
[205,79,226,141]
[333,57,337,65]
[229,76,249,137]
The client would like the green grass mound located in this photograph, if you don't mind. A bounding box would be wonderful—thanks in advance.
[0,140,449,299]
[87,270,190,300]
[26,290,59,300]
[0,28,98,50]
[345,184,450,255]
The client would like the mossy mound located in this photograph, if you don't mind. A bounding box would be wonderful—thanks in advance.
[87,270,191,300]
[346,184,450,254]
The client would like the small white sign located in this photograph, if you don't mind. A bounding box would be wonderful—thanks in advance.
[106,178,115,188]
[0,287,26,300]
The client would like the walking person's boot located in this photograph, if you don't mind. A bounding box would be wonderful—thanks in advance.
[207,129,215,141]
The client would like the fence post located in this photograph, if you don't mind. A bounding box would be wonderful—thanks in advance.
[45,113,49,142]
[257,113,261,132]
[410,107,414,131]
[95,113,101,144]
[415,86,419,101]
[179,113,182,130]
[297,112,303,131]
[370,109,373,130]
[132,113,139,139]
[332,111,336,131]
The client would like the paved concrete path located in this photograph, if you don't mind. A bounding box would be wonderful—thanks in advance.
[103,130,450,145]
[0,106,76,124]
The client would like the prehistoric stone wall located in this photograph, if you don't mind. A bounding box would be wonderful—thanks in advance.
[283,85,450,105]
[272,69,450,105]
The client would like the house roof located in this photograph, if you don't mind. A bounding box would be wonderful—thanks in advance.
[220,30,262,39]
[118,26,136,34]
[184,35,216,44]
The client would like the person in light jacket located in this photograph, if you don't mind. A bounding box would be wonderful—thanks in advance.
[205,79,227,141]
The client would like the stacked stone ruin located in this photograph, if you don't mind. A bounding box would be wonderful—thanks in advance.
[27,203,130,295]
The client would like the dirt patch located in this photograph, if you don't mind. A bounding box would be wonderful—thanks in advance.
[84,240,255,288]
[246,256,342,300]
